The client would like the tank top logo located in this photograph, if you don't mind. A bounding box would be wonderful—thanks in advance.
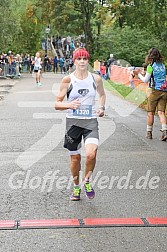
[78,89,89,96]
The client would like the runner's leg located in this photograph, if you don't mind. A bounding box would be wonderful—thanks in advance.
[84,143,97,180]
[70,154,81,185]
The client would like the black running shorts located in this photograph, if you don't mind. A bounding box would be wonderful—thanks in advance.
[64,118,99,151]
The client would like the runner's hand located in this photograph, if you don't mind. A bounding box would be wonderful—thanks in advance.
[69,99,81,110]
[133,68,141,75]
[97,108,105,117]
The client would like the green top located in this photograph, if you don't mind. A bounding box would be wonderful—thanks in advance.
[147,65,153,74]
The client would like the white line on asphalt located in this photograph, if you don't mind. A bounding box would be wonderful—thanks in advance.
[15,90,56,94]
[0,160,13,167]
[18,101,54,107]
[33,113,63,120]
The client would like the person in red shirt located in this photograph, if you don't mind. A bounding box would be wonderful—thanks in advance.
[100,62,106,79]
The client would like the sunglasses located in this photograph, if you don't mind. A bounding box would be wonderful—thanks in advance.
[76,57,88,61]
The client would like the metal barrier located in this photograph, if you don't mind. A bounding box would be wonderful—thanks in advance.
[0,63,7,79]
[0,63,21,79]
[21,61,30,73]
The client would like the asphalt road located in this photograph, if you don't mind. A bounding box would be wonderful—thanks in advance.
[0,73,166,252]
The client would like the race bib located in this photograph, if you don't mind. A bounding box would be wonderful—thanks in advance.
[73,105,92,117]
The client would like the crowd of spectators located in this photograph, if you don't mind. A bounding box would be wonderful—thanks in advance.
[0,35,115,78]
[42,34,85,56]
[0,51,75,76]
[0,51,39,77]
[93,54,116,80]
[40,34,86,74]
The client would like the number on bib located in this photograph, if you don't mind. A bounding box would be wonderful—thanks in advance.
[73,105,92,117]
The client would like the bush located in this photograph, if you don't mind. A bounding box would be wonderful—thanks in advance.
[96,26,165,66]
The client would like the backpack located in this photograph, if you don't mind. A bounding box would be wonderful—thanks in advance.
[149,62,167,91]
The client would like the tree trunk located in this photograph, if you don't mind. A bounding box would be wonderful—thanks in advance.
[80,0,95,55]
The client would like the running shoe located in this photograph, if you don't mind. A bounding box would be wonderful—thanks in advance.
[38,82,42,86]
[146,131,152,139]
[70,186,81,201]
[84,182,95,199]
[160,130,167,141]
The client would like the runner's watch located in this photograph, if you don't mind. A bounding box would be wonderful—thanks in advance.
[100,106,105,111]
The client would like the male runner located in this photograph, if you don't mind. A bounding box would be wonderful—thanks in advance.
[55,48,106,200]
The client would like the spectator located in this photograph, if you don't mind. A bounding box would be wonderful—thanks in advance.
[128,66,135,90]
[70,41,75,55]
[134,47,167,141]
[53,56,58,73]
[41,36,46,51]
[107,53,115,78]
[100,62,106,79]
[30,56,35,73]
[58,36,62,49]
[59,57,65,74]
[44,54,49,72]
[68,56,73,74]
[93,60,100,75]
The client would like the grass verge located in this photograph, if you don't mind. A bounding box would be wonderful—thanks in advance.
[103,79,147,110]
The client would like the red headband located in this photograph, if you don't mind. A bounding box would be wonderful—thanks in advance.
[73,49,90,61]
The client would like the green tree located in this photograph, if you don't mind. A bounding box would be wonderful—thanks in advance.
[19,9,43,54]
[108,0,167,38]
[0,0,22,52]
[97,26,163,65]
[1,0,167,64]
[33,0,107,53]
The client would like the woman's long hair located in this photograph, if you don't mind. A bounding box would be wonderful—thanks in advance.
[145,48,163,64]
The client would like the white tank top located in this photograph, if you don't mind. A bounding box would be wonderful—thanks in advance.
[66,72,97,119]
[34,57,42,68]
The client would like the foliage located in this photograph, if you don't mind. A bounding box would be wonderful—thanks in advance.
[96,26,164,65]
[0,0,40,54]
[19,9,43,54]
[0,0,167,66]
[0,0,22,52]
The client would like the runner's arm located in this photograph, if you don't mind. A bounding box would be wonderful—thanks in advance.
[94,74,106,107]
[93,74,106,117]
[134,65,152,83]
[138,72,151,83]
[55,76,81,110]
